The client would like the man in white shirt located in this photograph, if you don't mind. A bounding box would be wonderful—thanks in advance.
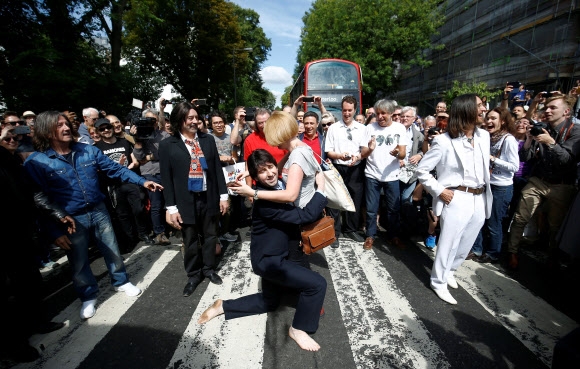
[325,95,368,243]
[360,100,407,250]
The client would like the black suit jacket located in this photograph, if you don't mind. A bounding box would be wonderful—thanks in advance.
[159,132,227,224]
[250,191,327,274]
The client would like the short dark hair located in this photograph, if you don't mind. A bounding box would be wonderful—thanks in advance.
[169,101,197,135]
[247,149,277,181]
[209,110,227,125]
[303,111,319,123]
[341,95,358,110]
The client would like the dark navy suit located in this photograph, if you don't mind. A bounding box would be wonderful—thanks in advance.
[223,191,327,333]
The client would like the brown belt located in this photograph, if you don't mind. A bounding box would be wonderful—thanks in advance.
[448,185,486,195]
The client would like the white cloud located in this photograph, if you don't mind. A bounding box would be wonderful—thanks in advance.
[260,66,293,85]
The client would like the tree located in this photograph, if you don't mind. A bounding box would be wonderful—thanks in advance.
[295,0,444,104]
[443,81,501,106]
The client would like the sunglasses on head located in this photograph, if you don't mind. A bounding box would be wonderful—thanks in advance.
[98,125,113,132]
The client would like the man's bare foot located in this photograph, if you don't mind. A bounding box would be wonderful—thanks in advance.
[197,299,224,324]
[288,326,320,351]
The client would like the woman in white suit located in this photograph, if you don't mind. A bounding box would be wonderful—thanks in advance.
[416,94,492,305]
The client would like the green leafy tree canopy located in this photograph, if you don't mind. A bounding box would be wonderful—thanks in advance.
[443,80,502,106]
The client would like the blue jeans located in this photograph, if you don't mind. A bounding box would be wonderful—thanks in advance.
[399,180,416,205]
[365,177,400,239]
[472,184,513,260]
[67,202,129,301]
[144,174,165,235]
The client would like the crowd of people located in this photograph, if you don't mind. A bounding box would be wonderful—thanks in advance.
[2,82,579,360]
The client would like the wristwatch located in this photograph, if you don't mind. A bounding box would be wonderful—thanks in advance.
[253,189,259,201]
[548,143,556,150]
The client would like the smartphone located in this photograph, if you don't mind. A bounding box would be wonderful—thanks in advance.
[507,81,521,89]
[13,125,31,135]
[542,92,553,98]
[196,99,207,106]
[302,96,315,102]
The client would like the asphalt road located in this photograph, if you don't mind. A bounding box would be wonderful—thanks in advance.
[5,227,579,369]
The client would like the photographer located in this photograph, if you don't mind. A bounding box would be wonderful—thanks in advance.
[132,106,172,245]
[507,94,580,269]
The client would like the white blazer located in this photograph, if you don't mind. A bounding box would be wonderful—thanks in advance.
[416,128,492,218]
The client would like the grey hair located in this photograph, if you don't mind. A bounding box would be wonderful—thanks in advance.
[424,115,436,124]
[255,108,271,118]
[320,112,335,124]
[402,106,417,117]
[373,99,397,114]
[142,108,159,118]
[82,107,98,118]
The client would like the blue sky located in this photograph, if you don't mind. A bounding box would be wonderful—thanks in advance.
[229,0,313,107]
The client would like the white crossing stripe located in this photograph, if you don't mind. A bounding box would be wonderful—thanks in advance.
[15,246,179,369]
[324,239,451,369]
[167,241,265,369]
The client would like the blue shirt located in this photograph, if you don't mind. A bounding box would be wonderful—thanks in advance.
[24,142,145,216]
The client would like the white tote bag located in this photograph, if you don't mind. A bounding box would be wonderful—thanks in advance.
[319,159,356,212]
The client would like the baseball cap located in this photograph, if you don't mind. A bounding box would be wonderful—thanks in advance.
[94,118,111,128]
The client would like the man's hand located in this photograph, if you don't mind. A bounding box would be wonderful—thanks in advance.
[119,154,127,166]
[169,212,183,230]
[534,128,556,146]
[409,154,422,165]
[368,136,377,151]
[60,215,76,234]
[235,170,250,182]
[54,235,72,250]
[348,154,360,166]
[144,181,164,191]
[398,159,405,168]
[389,147,400,157]
[220,155,233,164]
[438,189,454,205]
[219,200,229,215]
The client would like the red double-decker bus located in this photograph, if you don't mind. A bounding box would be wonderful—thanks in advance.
[289,59,363,120]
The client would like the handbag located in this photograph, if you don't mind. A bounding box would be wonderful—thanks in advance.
[399,163,418,184]
[301,214,336,255]
[315,154,356,212]
[221,160,246,195]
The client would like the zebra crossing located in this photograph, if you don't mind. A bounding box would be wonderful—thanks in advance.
[12,235,578,369]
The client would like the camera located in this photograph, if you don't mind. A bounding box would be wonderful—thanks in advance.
[542,92,553,98]
[428,127,441,136]
[13,125,31,135]
[530,121,548,136]
[245,107,256,121]
[196,99,207,106]
[302,96,315,102]
[132,116,157,140]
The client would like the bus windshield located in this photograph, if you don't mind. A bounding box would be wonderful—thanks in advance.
[307,61,360,91]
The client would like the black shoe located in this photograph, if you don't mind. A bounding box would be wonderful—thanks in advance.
[477,255,499,264]
[208,273,223,285]
[35,321,65,334]
[344,232,365,242]
[183,279,202,297]
[331,239,340,248]
[139,235,154,244]
[465,252,479,261]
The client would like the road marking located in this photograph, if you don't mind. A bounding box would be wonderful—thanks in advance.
[166,241,265,369]
[17,246,179,369]
[418,242,579,366]
[325,239,451,369]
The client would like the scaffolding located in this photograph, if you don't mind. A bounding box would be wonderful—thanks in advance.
[396,0,580,115]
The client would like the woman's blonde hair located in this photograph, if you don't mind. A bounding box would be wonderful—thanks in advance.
[264,111,298,147]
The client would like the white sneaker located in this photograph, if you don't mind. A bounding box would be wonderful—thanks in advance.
[431,285,457,305]
[80,299,97,319]
[114,282,142,297]
[447,275,459,289]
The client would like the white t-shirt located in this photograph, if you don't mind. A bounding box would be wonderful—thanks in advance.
[364,121,408,182]
[324,120,368,165]
[282,146,320,208]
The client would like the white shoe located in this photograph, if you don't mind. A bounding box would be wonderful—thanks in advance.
[114,282,142,297]
[80,299,97,319]
[447,275,458,289]
[431,286,457,305]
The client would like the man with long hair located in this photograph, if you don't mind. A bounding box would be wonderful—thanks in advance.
[24,111,163,319]
[416,94,492,305]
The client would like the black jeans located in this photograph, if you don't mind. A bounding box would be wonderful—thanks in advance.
[334,163,365,233]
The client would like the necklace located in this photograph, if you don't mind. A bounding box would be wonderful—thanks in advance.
[466,137,473,144]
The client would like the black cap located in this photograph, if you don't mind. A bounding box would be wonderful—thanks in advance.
[94,118,111,128]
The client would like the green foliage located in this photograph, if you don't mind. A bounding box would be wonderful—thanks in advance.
[443,81,502,106]
[295,0,444,104]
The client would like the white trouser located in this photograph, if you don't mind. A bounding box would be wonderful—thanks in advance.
[431,190,486,290]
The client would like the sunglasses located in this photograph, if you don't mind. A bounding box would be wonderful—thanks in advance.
[98,125,113,132]
[391,113,401,117]
[321,123,332,127]
[346,127,352,141]
[3,136,17,142]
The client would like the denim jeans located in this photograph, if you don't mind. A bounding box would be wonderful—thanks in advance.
[399,180,417,205]
[472,184,513,260]
[67,202,129,301]
[365,177,400,239]
[144,174,165,235]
